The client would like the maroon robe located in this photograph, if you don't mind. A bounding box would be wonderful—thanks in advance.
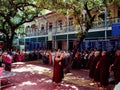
[112,56,120,84]
[93,55,101,82]
[99,55,110,86]
[87,55,95,78]
[53,57,64,83]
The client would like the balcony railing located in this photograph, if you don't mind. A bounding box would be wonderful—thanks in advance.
[92,18,120,29]
[26,18,120,37]
[26,25,76,37]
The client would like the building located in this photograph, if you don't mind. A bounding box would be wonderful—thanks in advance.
[24,5,120,51]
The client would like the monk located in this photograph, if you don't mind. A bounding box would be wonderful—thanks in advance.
[99,51,110,90]
[110,50,120,90]
[93,51,101,87]
[53,51,64,87]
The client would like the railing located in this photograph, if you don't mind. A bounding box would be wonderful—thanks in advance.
[26,25,76,37]
[26,18,120,37]
[92,18,120,29]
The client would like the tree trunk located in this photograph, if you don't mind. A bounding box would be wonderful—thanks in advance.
[76,22,92,50]
[76,35,86,50]
[4,34,14,50]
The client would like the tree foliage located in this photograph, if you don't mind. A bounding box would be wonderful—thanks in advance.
[0,0,41,49]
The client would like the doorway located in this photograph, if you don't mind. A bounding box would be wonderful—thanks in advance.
[69,41,73,50]
[57,41,62,50]
[47,41,52,50]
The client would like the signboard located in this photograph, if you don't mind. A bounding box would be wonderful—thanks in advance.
[112,23,120,36]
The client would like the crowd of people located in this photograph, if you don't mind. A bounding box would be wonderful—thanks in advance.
[0,48,120,90]
[42,48,120,90]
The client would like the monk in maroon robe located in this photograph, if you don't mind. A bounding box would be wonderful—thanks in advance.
[111,50,120,85]
[87,51,95,79]
[53,52,64,86]
[99,51,110,89]
[93,51,101,84]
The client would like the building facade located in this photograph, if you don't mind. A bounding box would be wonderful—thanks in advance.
[24,5,120,51]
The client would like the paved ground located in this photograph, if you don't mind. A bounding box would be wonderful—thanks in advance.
[1,60,114,90]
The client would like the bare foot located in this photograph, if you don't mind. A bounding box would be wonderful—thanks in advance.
[53,82,58,86]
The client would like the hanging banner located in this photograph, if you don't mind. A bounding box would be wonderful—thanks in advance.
[48,31,52,41]
[112,23,120,36]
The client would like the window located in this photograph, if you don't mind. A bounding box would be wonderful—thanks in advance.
[69,18,73,26]
[41,24,44,30]
[31,24,36,28]
[49,23,52,31]
[58,20,63,30]
[25,26,29,33]
[118,7,120,17]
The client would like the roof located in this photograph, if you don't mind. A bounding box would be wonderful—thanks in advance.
[35,11,56,19]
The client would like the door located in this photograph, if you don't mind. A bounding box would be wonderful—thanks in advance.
[47,41,52,50]
[69,41,73,50]
[57,41,62,50]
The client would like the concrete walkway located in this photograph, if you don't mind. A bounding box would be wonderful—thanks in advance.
[1,60,114,90]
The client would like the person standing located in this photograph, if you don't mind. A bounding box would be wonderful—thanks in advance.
[20,49,25,61]
[64,50,71,73]
[0,48,3,67]
[110,50,120,90]
[87,51,95,82]
[48,50,52,65]
[99,51,110,90]
[93,51,101,87]
[17,51,22,62]
[2,52,13,71]
[52,52,64,87]
[0,54,3,67]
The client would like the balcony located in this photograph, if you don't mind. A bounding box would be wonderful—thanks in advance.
[92,17,120,29]
[26,25,76,37]
[25,17,120,37]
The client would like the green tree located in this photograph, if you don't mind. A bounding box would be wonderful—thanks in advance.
[0,0,42,49]
[36,0,119,49]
